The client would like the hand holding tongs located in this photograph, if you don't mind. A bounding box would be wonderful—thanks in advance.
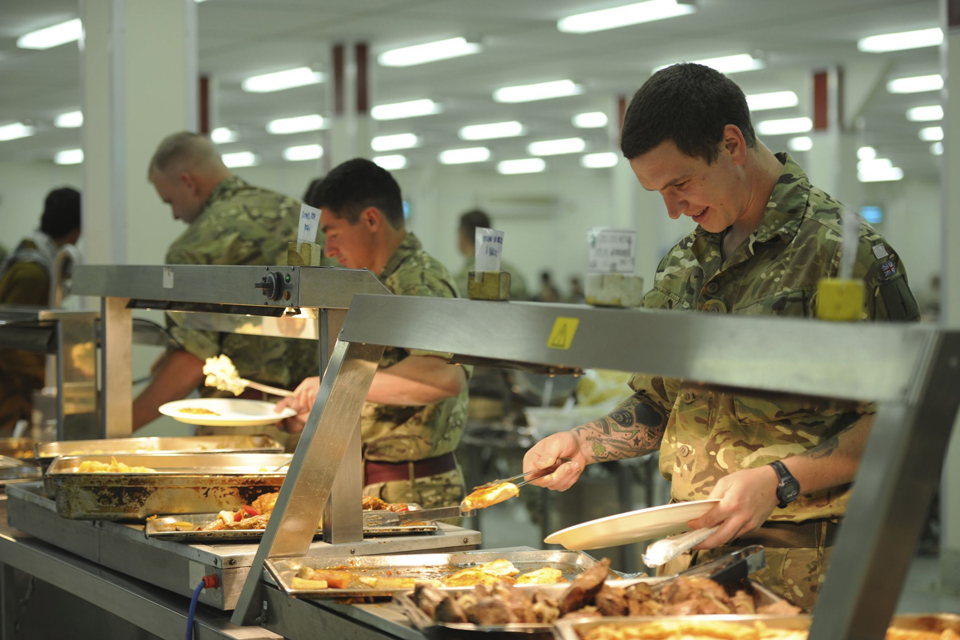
[471,456,573,492]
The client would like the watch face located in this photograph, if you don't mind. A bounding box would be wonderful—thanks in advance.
[781,481,800,502]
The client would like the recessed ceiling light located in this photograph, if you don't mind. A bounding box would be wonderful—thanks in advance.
[55,111,83,128]
[17,18,81,50]
[931,142,944,156]
[494,80,582,104]
[438,147,491,165]
[266,114,326,135]
[557,0,696,34]
[573,112,608,128]
[756,117,812,136]
[373,154,408,170]
[371,133,420,151]
[857,146,877,161]
[378,37,481,67]
[371,99,440,121]
[746,91,798,111]
[858,157,903,182]
[787,136,813,152]
[919,126,943,141]
[55,149,83,165]
[528,138,586,156]
[283,144,323,161]
[656,53,763,74]
[886,74,943,94]
[459,121,524,140]
[858,27,942,53]
[858,158,893,172]
[906,105,943,122]
[581,152,619,168]
[242,67,324,93]
[210,127,237,144]
[221,151,257,168]
[0,122,35,142]
[498,158,546,175]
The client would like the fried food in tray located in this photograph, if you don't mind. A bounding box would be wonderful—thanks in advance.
[461,481,520,511]
[76,456,156,473]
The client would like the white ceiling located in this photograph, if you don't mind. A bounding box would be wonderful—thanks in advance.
[0,0,944,179]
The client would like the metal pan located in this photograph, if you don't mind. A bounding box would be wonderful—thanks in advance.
[555,615,812,640]
[0,455,42,484]
[395,577,791,639]
[47,452,291,520]
[144,512,438,543]
[890,614,960,633]
[0,438,38,460]
[267,549,600,599]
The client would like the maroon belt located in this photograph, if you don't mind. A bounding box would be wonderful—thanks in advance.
[363,452,458,486]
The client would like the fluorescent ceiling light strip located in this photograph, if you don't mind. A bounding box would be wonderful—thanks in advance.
[656,53,763,74]
[746,91,799,111]
[17,18,81,50]
[858,158,893,172]
[498,158,546,175]
[55,149,83,165]
[371,99,440,120]
[581,152,619,168]
[494,80,581,103]
[857,146,877,161]
[858,27,942,53]
[378,37,481,67]
[886,74,943,94]
[371,133,419,151]
[459,121,524,140]
[222,152,257,168]
[787,136,813,152]
[438,147,491,164]
[906,105,943,122]
[757,117,812,136]
[283,144,323,161]
[858,167,903,182]
[919,126,944,141]
[373,154,408,170]
[55,111,83,128]
[557,0,696,34]
[242,67,324,93]
[573,112,608,128]
[932,142,944,156]
[0,123,35,141]
[528,137,586,156]
[210,127,237,144]
[266,114,325,134]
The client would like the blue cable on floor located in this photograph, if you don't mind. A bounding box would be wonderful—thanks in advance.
[186,579,206,640]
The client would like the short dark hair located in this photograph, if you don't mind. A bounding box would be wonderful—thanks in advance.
[306,158,403,227]
[303,176,324,202]
[458,209,492,242]
[620,63,757,163]
[40,187,81,239]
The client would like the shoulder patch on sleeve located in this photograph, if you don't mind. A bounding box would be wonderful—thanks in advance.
[871,243,889,260]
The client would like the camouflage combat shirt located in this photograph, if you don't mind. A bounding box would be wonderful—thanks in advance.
[628,153,920,522]
[166,175,323,388]
[361,232,470,463]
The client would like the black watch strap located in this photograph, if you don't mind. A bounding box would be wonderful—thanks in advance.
[770,460,800,509]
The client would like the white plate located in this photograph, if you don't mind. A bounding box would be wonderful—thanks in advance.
[544,499,720,550]
[159,398,297,427]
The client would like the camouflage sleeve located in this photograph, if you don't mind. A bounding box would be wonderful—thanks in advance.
[856,239,920,322]
[164,219,222,360]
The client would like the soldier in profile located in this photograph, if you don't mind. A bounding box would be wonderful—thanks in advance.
[276,158,469,512]
[133,131,322,442]
[523,63,919,610]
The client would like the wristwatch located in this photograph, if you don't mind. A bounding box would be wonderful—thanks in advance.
[769,460,800,509]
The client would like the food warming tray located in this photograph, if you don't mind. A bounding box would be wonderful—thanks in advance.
[554,615,811,640]
[0,437,38,460]
[0,455,42,484]
[266,549,599,599]
[46,452,291,520]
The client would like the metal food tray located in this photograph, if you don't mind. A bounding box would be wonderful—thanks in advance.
[0,437,37,460]
[890,614,960,633]
[144,511,438,543]
[266,549,599,599]
[36,434,283,468]
[0,455,42,484]
[554,615,812,640]
[46,452,291,520]
[395,577,790,638]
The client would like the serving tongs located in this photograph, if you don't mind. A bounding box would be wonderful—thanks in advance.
[364,457,570,527]
[615,545,766,587]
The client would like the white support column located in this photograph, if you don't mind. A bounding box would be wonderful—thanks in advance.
[939,0,960,592]
[805,67,863,211]
[80,0,198,266]
[328,42,372,168]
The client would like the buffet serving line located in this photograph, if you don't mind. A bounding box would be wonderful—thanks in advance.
[0,263,957,640]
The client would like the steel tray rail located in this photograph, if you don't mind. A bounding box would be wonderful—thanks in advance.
[230,293,960,640]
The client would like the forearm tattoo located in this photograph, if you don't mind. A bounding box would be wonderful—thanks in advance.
[802,414,867,461]
[573,392,667,462]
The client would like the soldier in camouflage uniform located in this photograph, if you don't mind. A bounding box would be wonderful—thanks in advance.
[524,64,919,611]
[276,159,470,512]
[133,132,325,437]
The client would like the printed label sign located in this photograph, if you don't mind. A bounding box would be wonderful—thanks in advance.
[588,228,637,274]
[475,227,504,273]
[298,203,322,245]
[547,317,580,350]
[162,267,174,289]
